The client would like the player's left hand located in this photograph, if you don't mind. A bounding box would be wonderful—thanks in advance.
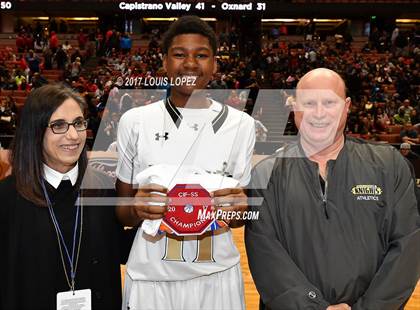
[211,188,248,228]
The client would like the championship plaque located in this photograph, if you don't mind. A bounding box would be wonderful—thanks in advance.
[161,184,214,236]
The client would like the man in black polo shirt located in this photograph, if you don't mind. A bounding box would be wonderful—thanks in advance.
[246,68,420,310]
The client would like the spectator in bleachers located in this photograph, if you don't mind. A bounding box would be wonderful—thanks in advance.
[230,44,239,58]
[34,21,42,36]
[209,72,227,89]
[49,31,59,54]
[62,40,72,53]
[386,97,398,118]
[95,28,104,56]
[245,70,260,103]
[107,53,119,69]
[86,30,97,59]
[70,48,83,64]
[218,42,230,57]
[399,99,414,118]
[43,48,53,70]
[30,72,48,89]
[410,108,420,126]
[23,33,34,52]
[26,50,40,74]
[334,33,344,50]
[131,50,142,62]
[374,107,390,132]
[78,29,87,50]
[70,57,82,79]
[400,142,419,160]
[33,35,45,53]
[396,72,411,99]
[225,72,240,89]
[391,27,399,49]
[1,72,15,90]
[357,112,373,135]
[401,122,419,145]
[54,45,68,70]
[15,54,29,79]
[14,70,27,91]
[108,30,120,55]
[115,60,127,74]
[5,96,17,115]
[105,28,113,44]
[15,33,25,53]
[120,33,132,55]
[0,97,16,134]
[86,78,99,94]
[394,107,410,125]
[363,98,374,113]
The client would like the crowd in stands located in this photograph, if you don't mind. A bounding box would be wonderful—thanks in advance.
[257,25,420,140]
[0,21,419,149]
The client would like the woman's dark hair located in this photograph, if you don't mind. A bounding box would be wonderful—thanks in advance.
[162,15,217,55]
[10,84,88,206]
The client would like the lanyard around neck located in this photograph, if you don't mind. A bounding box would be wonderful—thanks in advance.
[41,180,83,293]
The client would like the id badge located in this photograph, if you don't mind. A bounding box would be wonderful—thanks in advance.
[57,289,91,310]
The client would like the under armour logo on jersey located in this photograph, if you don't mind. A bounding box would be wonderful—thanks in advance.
[155,132,169,141]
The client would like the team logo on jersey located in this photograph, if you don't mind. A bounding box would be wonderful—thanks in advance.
[155,132,169,141]
[351,184,382,201]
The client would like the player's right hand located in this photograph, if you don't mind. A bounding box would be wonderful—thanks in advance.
[133,184,169,220]
[326,304,351,310]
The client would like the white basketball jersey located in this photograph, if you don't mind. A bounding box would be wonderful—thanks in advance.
[116,99,255,281]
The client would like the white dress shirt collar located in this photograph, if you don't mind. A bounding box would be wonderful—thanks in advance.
[43,163,79,189]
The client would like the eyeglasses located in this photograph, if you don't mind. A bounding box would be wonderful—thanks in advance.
[47,119,88,134]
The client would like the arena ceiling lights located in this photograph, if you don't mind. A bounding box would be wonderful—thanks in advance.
[261,19,310,23]
[143,18,217,22]
[32,17,99,21]
[396,19,420,23]
[313,19,344,22]
[261,19,344,23]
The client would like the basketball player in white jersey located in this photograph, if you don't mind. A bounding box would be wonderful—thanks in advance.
[116,16,255,310]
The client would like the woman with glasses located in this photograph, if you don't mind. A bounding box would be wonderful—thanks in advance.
[0,84,126,310]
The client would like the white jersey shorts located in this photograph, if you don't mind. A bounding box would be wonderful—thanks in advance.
[123,263,245,310]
